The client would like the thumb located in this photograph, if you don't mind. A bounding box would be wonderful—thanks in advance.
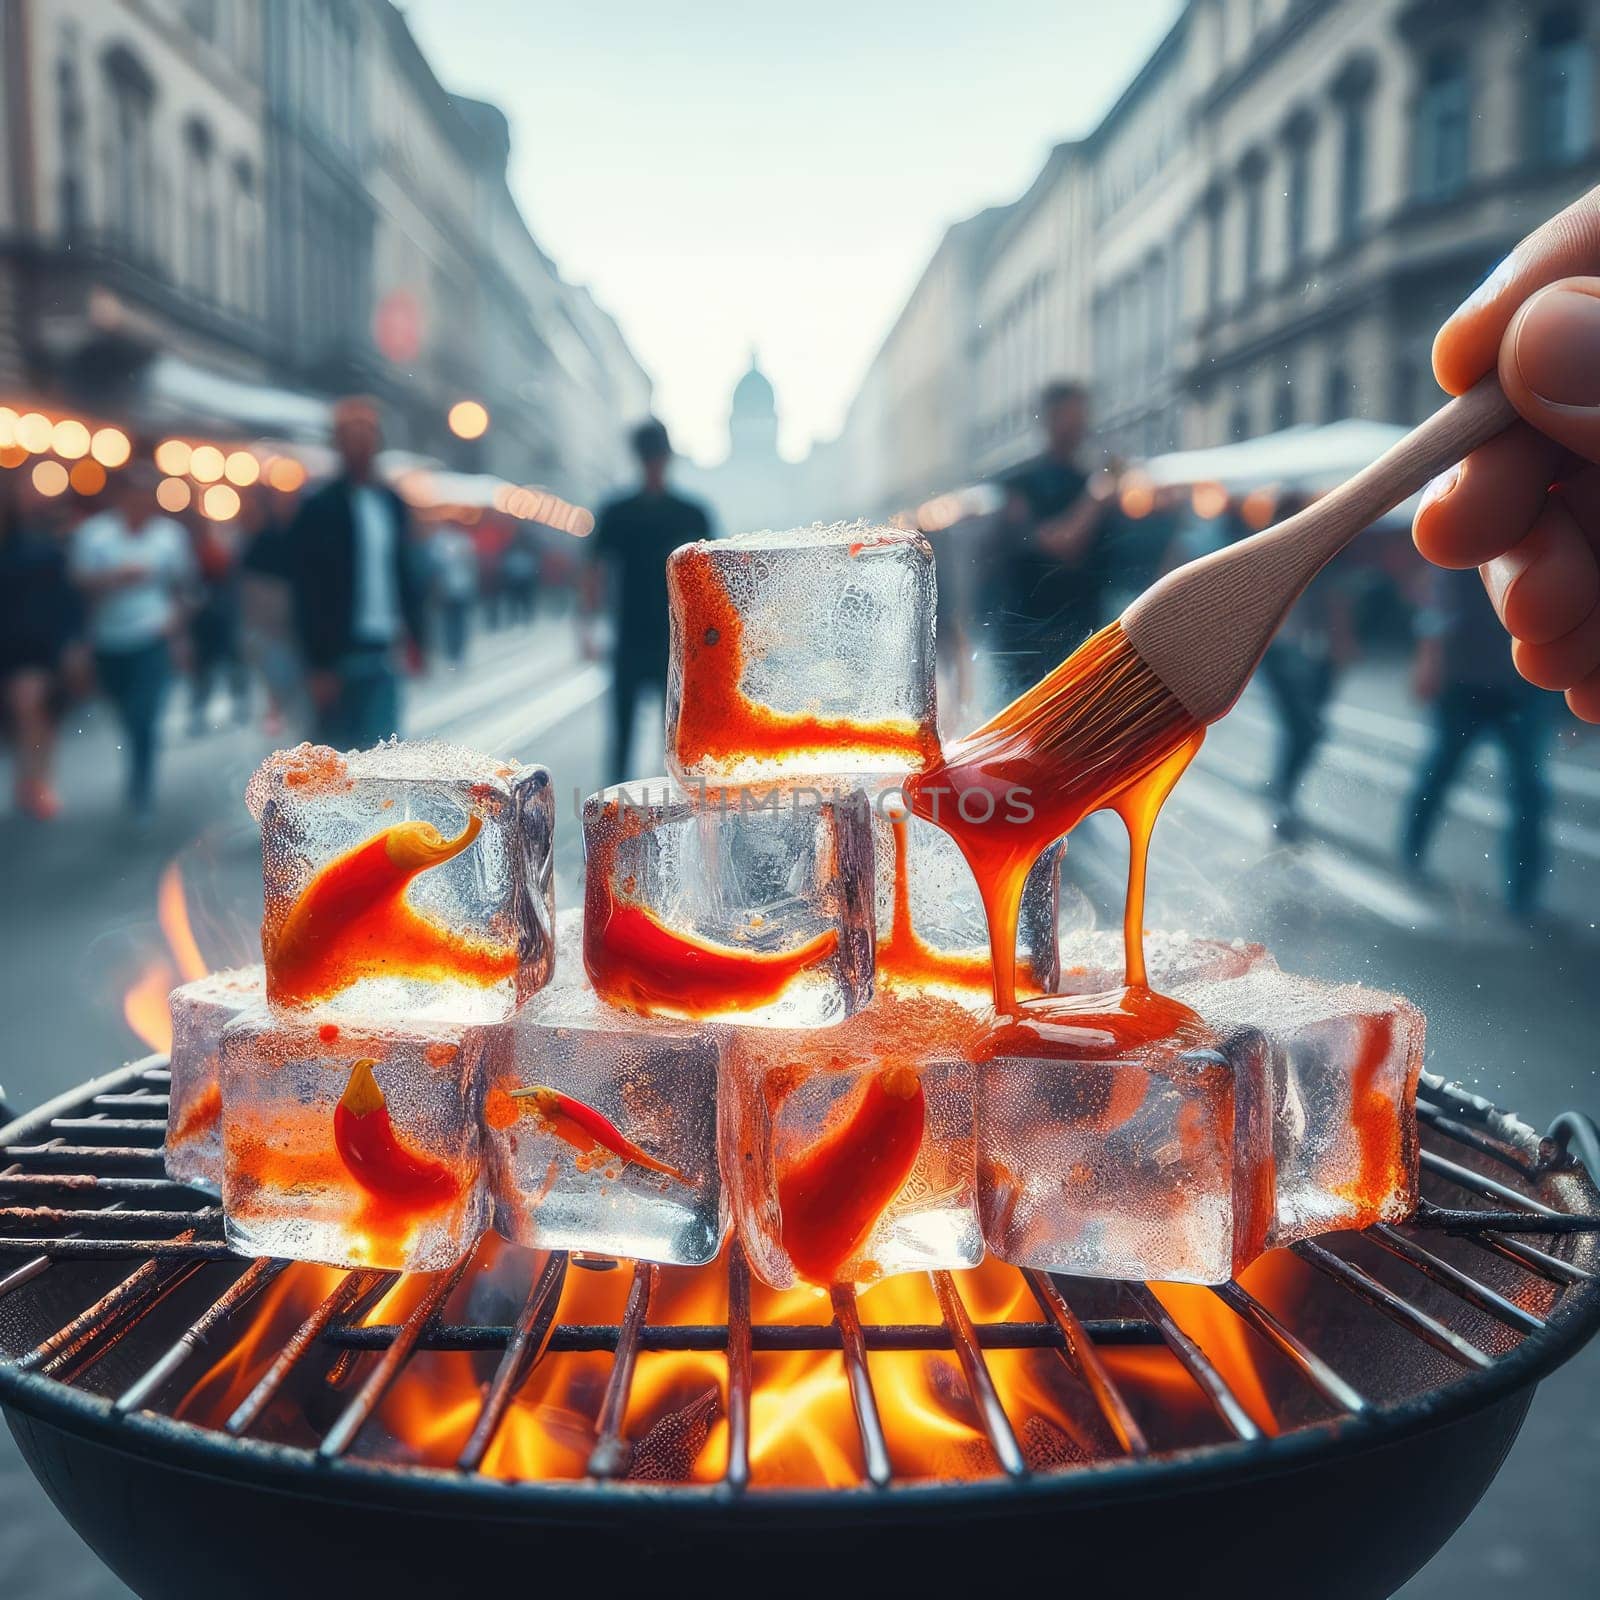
[1500,277,1600,464]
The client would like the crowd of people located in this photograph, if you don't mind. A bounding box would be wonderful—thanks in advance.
[0,397,549,828]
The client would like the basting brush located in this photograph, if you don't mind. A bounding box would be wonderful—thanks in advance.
[927,374,1517,835]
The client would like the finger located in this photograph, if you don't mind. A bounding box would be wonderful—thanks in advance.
[1512,602,1600,691]
[1499,279,1600,466]
[1565,663,1600,723]
[1480,498,1600,644]
[1434,185,1600,394]
[1412,422,1564,569]
[1549,462,1600,530]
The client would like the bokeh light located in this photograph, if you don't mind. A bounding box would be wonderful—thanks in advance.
[201,483,241,521]
[156,477,192,513]
[0,444,26,470]
[68,459,107,495]
[189,444,225,483]
[31,459,69,496]
[0,407,17,447]
[447,400,489,440]
[16,412,52,454]
[51,418,91,459]
[90,427,132,468]
[1191,481,1230,520]
[266,457,307,493]
[154,438,193,476]
[224,450,260,487]
[1240,488,1277,530]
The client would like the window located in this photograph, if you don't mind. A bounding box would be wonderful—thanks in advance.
[1337,96,1367,244]
[103,46,157,262]
[1534,10,1592,165]
[232,158,259,317]
[1229,398,1252,442]
[1324,363,1351,422]
[56,33,85,237]
[1205,192,1225,314]
[1414,48,1471,202]
[183,120,219,299]
[1285,124,1313,271]
[1241,163,1265,296]
[1273,382,1296,432]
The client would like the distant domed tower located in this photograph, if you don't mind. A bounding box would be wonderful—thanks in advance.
[728,350,779,460]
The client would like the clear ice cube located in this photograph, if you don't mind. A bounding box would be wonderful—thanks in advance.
[1054,928,1269,996]
[165,966,265,1193]
[485,984,725,1265]
[219,1011,492,1270]
[874,809,1063,1002]
[720,988,983,1289]
[1175,968,1423,1243]
[975,996,1274,1285]
[665,523,940,788]
[582,779,874,1027]
[248,741,555,1024]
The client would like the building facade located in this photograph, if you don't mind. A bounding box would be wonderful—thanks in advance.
[0,0,649,503]
[822,0,1600,516]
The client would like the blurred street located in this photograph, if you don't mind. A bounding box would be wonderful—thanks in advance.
[1,612,1598,1598]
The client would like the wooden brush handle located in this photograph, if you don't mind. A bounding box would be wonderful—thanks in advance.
[1122,375,1517,724]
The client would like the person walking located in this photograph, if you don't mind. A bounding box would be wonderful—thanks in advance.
[237,485,300,737]
[430,519,479,666]
[69,466,194,824]
[287,398,427,750]
[1,472,83,819]
[585,419,711,785]
[187,506,249,732]
[1401,566,1550,916]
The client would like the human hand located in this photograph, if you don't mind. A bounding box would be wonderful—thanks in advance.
[1415,185,1600,719]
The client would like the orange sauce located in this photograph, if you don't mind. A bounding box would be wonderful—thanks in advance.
[169,1079,221,1146]
[667,543,938,773]
[1337,1011,1402,1216]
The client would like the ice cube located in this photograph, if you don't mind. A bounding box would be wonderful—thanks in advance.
[1175,968,1423,1243]
[485,984,724,1265]
[1054,928,1268,996]
[219,1011,492,1270]
[975,991,1274,1285]
[248,741,555,1024]
[665,523,940,788]
[582,778,874,1028]
[720,988,983,1289]
[165,966,265,1193]
[874,808,1063,1002]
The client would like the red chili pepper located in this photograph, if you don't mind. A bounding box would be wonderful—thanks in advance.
[267,813,516,1005]
[510,1083,687,1183]
[776,1064,926,1285]
[333,1058,459,1206]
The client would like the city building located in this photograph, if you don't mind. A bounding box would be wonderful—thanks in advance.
[681,353,810,534]
[826,0,1600,513]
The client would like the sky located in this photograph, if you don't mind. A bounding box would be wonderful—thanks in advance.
[404,0,1183,466]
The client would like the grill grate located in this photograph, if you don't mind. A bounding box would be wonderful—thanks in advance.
[2,1057,1598,1492]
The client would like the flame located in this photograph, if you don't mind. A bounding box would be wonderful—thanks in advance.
[122,862,211,1054]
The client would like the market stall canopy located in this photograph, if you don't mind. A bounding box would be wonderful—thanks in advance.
[137,356,333,442]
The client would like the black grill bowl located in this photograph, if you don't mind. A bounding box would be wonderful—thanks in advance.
[3,1063,1597,1600]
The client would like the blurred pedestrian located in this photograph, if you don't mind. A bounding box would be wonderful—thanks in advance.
[586,418,711,784]
[237,485,300,737]
[499,529,540,624]
[983,380,1116,700]
[287,398,427,750]
[1401,566,1550,917]
[431,518,479,665]
[69,465,194,824]
[1,472,83,819]
[187,504,249,733]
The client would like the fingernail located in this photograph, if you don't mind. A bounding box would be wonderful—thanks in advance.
[1419,463,1461,511]
[1453,251,1517,320]
[1514,286,1600,407]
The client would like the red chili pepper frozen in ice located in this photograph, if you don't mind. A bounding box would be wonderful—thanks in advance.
[777,1063,926,1285]
[333,1058,459,1207]
[509,1083,688,1183]
[267,813,516,1005]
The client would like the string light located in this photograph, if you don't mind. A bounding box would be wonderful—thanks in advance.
[16,413,52,453]
[266,457,306,493]
[201,483,241,521]
[31,459,69,496]
[224,450,260,487]
[90,427,131,468]
[156,477,192,513]
[154,439,192,476]
[51,418,91,459]
[189,444,225,483]
[447,400,489,440]
[69,459,107,495]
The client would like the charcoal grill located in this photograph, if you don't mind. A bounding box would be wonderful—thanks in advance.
[1,1057,1597,1600]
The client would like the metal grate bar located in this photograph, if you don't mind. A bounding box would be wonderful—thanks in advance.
[0,1174,203,1197]
[1122,1284,1262,1441]
[114,1258,289,1415]
[0,1237,238,1259]
[87,1095,171,1113]
[1416,1099,1543,1179]
[586,1261,656,1480]
[1212,1281,1368,1413]
[829,1284,892,1488]
[931,1270,1027,1479]
[1026,1270,1148,1457]
[320,1258,473,1461]
[225,1268,394,1436]
[1422,1150,1565,1217]
[1472,1228,1591,1286]
[456,1250,569,1474]
[1410,1201,1600,1236]
[46,1119,167,1139]
[1367,1224,1546,1334]
[1291,1240,1491,1370]
[0,1206,223,1234]
[724,1242,753,1492]
[0,1146,168,1167]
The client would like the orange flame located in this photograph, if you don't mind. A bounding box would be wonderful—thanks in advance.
[122,862,211,1054]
